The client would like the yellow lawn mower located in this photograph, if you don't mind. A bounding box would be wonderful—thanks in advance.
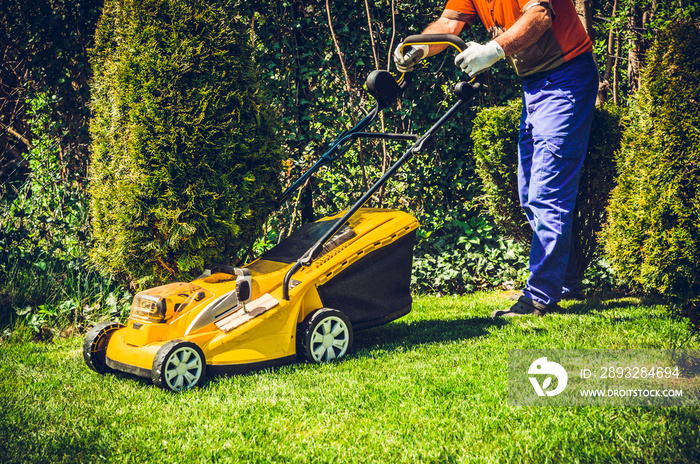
[83,34,482,392]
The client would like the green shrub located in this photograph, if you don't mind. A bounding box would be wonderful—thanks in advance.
[470,100,529,244]
[601,21,700,303]
[573,103,626,283]
[471,100,624,285]
[89,0,281,287]
[0,93,94,329]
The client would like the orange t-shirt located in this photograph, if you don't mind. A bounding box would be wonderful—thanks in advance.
[442,0,592,76]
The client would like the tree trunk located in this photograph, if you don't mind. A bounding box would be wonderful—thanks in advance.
[575,0,596,41]
[627,3,643,95]
[597,0,619,105]
[576,0,604,104]
[613,33,622,105]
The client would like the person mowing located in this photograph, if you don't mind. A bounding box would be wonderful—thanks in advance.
[394,0,598,317]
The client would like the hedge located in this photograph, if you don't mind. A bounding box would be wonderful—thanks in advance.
[89,0,282,287]
[601,21,700,305]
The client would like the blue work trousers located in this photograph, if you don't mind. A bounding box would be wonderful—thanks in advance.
[518,52,598,306]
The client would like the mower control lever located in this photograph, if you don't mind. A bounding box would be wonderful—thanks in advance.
[394,33,471,96]
[396,33,469,85]
[401,33,468,53]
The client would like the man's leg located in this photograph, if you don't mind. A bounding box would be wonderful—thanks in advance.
[522,134,586,306]
[520,126,583,301]
[524,53,598,307]
[495,53,598,317]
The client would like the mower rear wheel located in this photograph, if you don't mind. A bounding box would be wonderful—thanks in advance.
[298,308,353,363]
[152,340,206,392]
[83,321,125,374]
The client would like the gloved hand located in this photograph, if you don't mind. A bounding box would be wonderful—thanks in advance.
[393,43,429,73]
[454,41,505,76]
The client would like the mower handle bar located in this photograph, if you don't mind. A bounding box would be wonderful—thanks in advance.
[401,33,468,53]
[276,35,467,207]
[276,106,420,207]
[279,33,482,299]
[282,79,485,300]
[402,34,468,52]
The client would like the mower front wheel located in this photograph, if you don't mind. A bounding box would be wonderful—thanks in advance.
[298,308,353,363]
[152,340,206,392]
[83,321,125,374]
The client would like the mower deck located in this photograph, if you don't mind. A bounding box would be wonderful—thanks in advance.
[94,208,418,385]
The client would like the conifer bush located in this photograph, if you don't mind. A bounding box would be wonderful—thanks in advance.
[89,0,281,286]
[601,22,700,303]
[470,100,529,245]
[471,100,624,284]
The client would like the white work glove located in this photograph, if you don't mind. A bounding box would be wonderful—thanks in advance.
[393,43,429,73]
[454,41,505,76]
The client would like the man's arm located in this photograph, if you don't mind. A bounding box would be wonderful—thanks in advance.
[395,4,553,75]
[454,5,553,76]
[422,5,552,57]
[421,17,468,57]
[493,5,552,56]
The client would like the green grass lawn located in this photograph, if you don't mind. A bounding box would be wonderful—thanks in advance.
[1,291,699,463]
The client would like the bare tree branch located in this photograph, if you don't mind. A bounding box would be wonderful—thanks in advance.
[325,0,353,95]
[364,0,379,69]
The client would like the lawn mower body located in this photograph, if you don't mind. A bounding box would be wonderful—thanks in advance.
[84,34,480,391]
[88,209,417,388]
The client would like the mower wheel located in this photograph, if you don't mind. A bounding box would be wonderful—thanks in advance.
[83,321,125,374]
[152,340,206,392]
[298,308,353,363]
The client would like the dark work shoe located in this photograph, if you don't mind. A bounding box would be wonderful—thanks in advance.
[491,295,559,318]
